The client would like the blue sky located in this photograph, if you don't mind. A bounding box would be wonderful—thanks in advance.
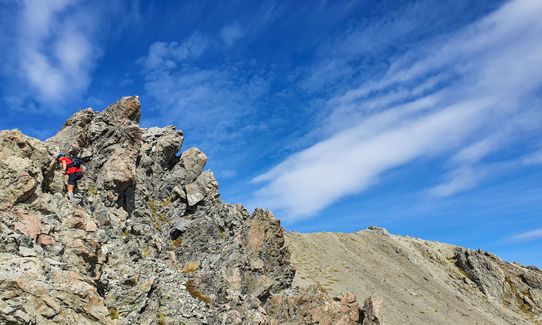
[1,0,541,266]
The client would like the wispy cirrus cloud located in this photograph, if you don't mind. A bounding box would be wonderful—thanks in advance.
[251,0,542,222]
[508,228,542,242]
[139,33,210,72]
[139,29,271,156]
[220,23,244,47]
[522,149,542,166]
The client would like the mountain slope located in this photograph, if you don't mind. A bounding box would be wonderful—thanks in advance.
[286,228,542,325]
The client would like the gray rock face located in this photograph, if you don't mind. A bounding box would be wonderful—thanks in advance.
[0,130,55,209]
[180,147,208,184]
[454,249,542,319]
[47,108,94,154]
[0,96,361,325]
[454,250,508,299]
[185,171,218,206]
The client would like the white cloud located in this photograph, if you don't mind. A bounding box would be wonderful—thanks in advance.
[253,98,493,218]
[522,149,542,166]
[220,169,238,179]
[14,0,102,102]
[251,0,542,222]
[221,23,244,47]
[140,33,269,155]
[508,228,542,242]
[140,34,209,72]
[429,165,490,197]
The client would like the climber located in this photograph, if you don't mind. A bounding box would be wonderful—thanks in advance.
[57,153,84,201]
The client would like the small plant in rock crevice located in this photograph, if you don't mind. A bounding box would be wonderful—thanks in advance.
[109,308,120,320]
[170,237,182,249]
[183,261,199,273]
[186,279,211,304]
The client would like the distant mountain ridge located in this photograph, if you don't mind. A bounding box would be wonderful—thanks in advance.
[286,227,542,324]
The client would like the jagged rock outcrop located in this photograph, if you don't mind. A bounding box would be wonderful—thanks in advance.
[454,249,542,318]
[0,96,362,324]
[265,287,361,325]
[286,228,542,325]
[0,130,55,209]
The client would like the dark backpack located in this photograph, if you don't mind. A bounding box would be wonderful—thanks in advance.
[68,155,84,168]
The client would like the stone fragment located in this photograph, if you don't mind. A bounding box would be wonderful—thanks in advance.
[185,171,218,206]
[185,182,205,206]
[180,147,208,184]
[522,271,542,289]
[85,221,98,232]
[362,294,385,325]
[173,185,187,200]
[18,246,37,257]
[37,234,55,246]
[14,210,41,240]
[367,226,390,236]
[265,286,362,325]
[170,218,192,238]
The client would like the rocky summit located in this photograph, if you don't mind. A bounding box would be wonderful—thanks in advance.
[0,96,362,325]
[1,96,540,325]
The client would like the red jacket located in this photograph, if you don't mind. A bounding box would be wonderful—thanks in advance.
[59,157,82,175]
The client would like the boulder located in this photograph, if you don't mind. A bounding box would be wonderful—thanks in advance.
[139,126,183,170]
[0,255,110,324]
[185,171,218,206]
[180,147,207,184]
[362,294,385,325]
[265,286,362,325]
[0,130,54,209]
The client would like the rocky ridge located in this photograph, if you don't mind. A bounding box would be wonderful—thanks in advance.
[0,97,362,325]
[286,228,542,325]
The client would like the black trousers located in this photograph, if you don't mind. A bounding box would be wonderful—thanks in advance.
[67,172,83,186]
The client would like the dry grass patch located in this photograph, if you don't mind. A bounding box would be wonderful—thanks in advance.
[109,308,120,320]
[186,279,211,304]
[170,238,182,249]
[183,261,199,273]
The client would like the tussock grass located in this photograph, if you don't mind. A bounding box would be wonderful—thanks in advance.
[183,261,199,273]
[109,308,120,320]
